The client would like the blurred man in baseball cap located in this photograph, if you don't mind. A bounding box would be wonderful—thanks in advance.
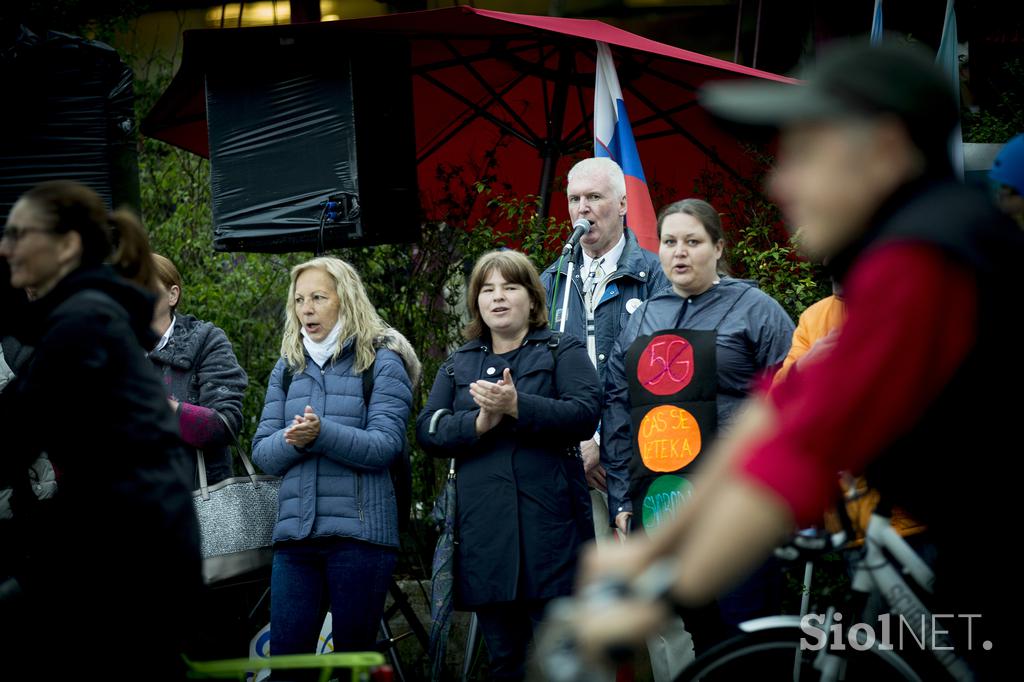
[570,39,1021,681]
[702,40,961,264]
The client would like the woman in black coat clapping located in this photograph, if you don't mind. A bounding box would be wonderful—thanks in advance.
[417,249,601,681]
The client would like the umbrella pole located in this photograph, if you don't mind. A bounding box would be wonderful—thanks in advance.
[753,0,764,69]
[537,48,573,220]
[539,146,558,220]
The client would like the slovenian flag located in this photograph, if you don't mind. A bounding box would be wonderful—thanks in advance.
[594,41,659,253]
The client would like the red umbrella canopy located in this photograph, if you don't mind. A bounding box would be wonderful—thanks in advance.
[143,6,796,240]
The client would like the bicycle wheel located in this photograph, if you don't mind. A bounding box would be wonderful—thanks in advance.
[673,626,923,682]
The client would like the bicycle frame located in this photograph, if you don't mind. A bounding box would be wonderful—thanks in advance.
[735,514,976,682]
[847,513,973,681]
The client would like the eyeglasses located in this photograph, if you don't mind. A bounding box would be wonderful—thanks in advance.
[0,225,55,244]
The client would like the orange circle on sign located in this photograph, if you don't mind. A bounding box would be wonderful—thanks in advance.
[637,405,702,472]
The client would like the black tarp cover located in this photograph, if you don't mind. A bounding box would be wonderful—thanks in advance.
[0,25,139,218]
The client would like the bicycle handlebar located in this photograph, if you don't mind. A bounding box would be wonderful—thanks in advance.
[535,558,680,682]
[774,526,848,563]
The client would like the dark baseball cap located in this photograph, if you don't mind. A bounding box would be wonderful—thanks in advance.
[700,40,959,160]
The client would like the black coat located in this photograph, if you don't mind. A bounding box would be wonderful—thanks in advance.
[416,328,601,608]
[0,266,201,672]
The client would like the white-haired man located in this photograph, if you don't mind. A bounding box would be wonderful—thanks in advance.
[540,157,681,680]
[541,157,668,537]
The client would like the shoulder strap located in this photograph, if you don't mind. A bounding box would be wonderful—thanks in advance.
[362,359,376,407]
[711,285,753,332]
[280,366,293,395]
[546,332,561,364]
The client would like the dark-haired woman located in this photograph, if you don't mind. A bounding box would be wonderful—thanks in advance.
[416,249,601,681]
[0,180,201,679]
[150,252,247,487]
[601,199,794,643]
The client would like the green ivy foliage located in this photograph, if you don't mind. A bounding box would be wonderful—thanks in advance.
[962,58,1024,143]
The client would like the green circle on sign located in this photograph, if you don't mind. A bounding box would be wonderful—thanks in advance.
[642,475,695,532]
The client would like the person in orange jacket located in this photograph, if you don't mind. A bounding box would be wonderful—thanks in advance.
[773,289,844,385]
[773,284,923,541]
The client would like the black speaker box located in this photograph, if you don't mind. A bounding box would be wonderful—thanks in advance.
[205,33,419,253]
[0,26,139,220]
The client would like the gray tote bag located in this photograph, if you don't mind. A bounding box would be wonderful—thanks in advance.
[192,449,281,584]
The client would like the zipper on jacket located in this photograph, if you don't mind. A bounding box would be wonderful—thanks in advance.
[356,472,364,521]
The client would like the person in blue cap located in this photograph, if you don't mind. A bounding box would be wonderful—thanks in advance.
[990,132,1024,225]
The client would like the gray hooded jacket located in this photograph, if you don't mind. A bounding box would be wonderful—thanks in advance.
[601,278,794,524]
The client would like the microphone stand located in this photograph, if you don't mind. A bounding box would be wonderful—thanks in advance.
[557,219,590,333]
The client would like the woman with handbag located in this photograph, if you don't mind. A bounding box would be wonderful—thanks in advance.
[0,180,201,679]
[149,253,248,487]
[416,249,602,681]
[148,253,256,657]
[252,256,419,666]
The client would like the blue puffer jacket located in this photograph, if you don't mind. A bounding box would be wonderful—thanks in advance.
[252,342,413,549]
[540,228,669,388]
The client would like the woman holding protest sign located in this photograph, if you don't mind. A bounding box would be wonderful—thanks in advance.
[601,199,793,637]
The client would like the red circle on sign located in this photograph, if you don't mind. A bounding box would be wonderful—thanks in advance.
[636,334,694,396]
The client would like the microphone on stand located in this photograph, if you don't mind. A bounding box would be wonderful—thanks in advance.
[563,218,592,254]
[556,218,591,333]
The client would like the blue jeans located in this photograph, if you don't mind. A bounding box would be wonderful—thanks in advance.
[270,537,397,657]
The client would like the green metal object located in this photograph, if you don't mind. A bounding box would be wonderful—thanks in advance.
[184,651,386,681]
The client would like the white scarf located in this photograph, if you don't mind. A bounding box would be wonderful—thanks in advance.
[302,320,343,368]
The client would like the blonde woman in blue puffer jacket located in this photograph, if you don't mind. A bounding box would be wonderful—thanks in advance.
[253,256,419,661]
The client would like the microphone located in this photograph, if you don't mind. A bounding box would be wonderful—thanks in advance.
[562,218,592,254]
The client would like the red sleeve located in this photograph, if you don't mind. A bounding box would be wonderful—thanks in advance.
[735,243,977,526]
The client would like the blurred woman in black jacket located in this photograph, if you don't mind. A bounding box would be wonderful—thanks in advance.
[0,180,200,680]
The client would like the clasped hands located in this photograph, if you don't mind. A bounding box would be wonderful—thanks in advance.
[285,405,321,448]
[470,368,517,434]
